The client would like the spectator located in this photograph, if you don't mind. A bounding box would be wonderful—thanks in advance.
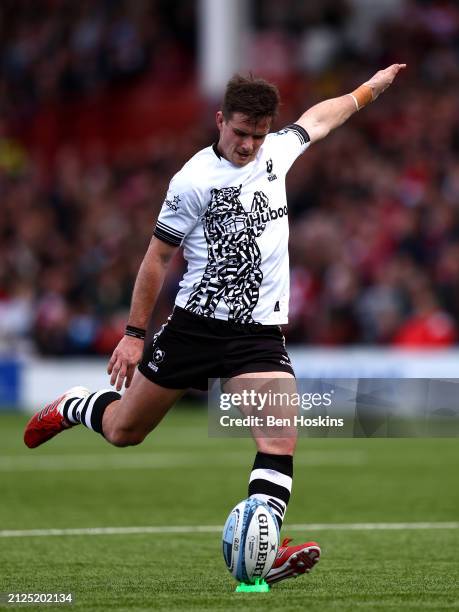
[1,0,459,353]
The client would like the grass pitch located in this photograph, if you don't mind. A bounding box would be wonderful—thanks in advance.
[0,405,458,611]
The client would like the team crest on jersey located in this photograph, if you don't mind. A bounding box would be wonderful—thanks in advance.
[266,159,277,182]
[164,195,181,212]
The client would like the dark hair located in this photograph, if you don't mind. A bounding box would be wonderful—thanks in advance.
[222,74,280,122]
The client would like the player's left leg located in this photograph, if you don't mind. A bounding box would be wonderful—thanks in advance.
[225,371,320,585]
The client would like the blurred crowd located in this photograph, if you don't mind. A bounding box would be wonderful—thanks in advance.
[0,0,195,118]
[1,0,459,355]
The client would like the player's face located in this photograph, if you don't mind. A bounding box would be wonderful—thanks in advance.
[216,112,271,167]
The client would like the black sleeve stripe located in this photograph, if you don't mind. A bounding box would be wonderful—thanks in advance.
[285,123,310,145]
[156,220,185,239]
[153,226,182,246]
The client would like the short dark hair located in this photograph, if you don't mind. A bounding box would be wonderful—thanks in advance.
[222,74,280,122]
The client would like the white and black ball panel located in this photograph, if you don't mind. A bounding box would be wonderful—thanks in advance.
[222,498,279,583]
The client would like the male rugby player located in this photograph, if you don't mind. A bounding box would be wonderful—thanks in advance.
[24,64,405,584]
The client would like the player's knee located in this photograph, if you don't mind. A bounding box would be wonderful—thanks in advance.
[105,425,145,447]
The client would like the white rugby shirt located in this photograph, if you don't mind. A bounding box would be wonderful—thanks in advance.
[153,124,310,325]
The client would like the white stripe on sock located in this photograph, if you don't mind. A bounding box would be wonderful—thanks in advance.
[249,468,292,492]
[64,397,83,424]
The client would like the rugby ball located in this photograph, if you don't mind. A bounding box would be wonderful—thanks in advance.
[222,498,279,583]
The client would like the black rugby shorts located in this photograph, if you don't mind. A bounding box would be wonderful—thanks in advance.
[138,307,295,390]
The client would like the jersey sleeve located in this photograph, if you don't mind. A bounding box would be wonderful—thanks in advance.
[153,173,201,247]
[269,123,311,174]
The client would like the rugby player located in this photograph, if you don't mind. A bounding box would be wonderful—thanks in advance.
[24,64,405,584]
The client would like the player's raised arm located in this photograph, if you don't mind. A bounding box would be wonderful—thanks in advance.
[107,237,178,391]
[297,63,406,144]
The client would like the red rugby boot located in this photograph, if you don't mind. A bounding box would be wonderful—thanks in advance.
[265,538,321,585]
[24,386,90,448]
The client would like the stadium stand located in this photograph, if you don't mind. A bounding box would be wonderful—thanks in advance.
[0,0,458,354]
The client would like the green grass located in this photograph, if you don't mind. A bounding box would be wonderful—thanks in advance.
[0,407,458,611]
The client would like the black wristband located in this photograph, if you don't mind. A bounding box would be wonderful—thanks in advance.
[125,325,146,340]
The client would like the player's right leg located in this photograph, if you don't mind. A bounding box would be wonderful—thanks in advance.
[24,371,184,449]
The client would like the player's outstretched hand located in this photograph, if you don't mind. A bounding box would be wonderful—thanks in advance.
[107,336,144,391]
[365,63,407,100]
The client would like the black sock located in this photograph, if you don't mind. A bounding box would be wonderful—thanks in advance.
[62,390,120,434]
[248,451,293,529]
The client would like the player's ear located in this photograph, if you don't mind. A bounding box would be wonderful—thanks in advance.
[216,111,224,131]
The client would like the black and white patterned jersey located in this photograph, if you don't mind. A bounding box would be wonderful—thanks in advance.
[153,124,310,325]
